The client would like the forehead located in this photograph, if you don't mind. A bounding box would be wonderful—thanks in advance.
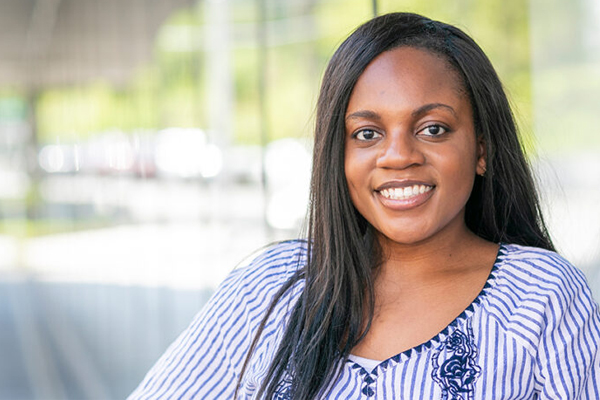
[347,46,467,111]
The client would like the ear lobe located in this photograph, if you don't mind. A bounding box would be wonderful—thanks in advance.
[476,136,487,176]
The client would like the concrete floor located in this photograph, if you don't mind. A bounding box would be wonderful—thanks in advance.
[0,278,213,400]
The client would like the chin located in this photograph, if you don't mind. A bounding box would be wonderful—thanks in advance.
[376,229,434,246]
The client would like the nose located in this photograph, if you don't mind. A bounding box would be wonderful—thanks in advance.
[376,131,425,169]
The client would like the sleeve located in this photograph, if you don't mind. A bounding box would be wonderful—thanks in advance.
[534,256,600,399]
[126,242,302,400]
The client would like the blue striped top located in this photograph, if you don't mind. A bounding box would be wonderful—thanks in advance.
[128,240,600,399]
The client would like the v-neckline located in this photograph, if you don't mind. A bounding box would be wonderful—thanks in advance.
[346,242,508,376]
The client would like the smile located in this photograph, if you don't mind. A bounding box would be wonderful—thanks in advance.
[379,184,433,200]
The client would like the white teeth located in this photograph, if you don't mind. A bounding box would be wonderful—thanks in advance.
[380,184,432,200]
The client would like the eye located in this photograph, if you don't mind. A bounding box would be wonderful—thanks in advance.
[353,129,382,141]
[419,124,448,137]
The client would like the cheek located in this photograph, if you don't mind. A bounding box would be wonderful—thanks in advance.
[344,146,358,185]
[440,152,477,198]
[344,150,370,206]
[343,148,352,184]
[429,142,477,185]
[344,160,359,199]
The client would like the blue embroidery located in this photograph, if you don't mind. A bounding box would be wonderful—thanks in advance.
[273,375,292,400]
[431,322,481,400]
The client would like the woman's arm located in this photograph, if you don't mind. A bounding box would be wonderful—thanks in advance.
[127,241,306,400]
[534,255,600,398]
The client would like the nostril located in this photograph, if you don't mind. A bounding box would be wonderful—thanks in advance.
[377,142,425,169]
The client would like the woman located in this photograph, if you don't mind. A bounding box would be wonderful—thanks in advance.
[129,12,600,399]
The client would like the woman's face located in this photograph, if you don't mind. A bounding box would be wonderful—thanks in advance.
[344,46,486,247]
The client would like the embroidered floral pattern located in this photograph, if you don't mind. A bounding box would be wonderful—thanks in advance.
[273,375,293,400]
[431,322,481,400]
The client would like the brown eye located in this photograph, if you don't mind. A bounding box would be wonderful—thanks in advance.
[354,129,382,141]
[420,125,448,136]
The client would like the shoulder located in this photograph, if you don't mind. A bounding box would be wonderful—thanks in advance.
[226,239,307,292]
[206,239,307,320]
[235,239,308,272]
[484,243,600,348]
[494,243,590,297]
[126,241,308,400]
[174,239,307,342]
[491,245,600,396]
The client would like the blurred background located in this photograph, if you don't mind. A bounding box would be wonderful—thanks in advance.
[0,0,598,398]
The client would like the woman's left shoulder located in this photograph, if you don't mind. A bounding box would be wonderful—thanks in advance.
[497,243,590,292]
[494,245,600,398]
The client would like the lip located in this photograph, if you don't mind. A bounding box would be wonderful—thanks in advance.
[375,180,434,191]
[374,180,435,211]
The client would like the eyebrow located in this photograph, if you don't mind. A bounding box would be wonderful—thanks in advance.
[412,103,457,118]
[345,103,457,121]
[345,110,381,121]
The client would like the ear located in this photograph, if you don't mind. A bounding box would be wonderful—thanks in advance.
[475,135,487,176]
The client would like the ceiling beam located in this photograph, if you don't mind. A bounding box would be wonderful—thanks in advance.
[24,0,63,61]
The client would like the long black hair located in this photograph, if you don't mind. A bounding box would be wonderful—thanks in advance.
[236,12,554,400]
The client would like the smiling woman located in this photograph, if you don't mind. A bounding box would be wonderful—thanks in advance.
[344,47,484,248]
[128,12,600,400]
[343,46,500,363]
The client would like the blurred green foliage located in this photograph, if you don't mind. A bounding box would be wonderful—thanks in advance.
[531,63,600,152]
[6,0,535,148]
[0,218,114,238]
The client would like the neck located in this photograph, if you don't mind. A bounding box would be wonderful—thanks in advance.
[375,223,487,282]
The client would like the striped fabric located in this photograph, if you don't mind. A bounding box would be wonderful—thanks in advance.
[128,241,600,399]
